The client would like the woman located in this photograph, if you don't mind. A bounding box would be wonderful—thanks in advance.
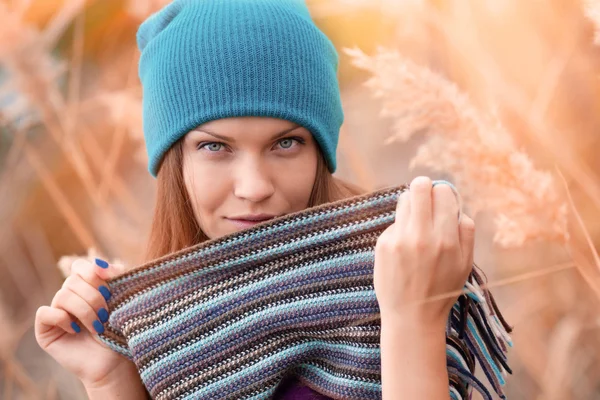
[34,1,475,399]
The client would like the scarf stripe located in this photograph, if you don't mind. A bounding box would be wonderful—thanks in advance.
[99,183,512,399]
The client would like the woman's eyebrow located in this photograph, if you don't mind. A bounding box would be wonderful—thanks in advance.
[194,124,302,142]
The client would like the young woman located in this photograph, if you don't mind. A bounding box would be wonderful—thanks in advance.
[34,1,475,399]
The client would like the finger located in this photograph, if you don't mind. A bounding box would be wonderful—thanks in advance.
[408,176,433,234]
[394,188,411,228]
[458,215,476,269]
[51,288,105,335]
[70,258,118,304]
[432,183,460,241]
[70,259,108,292]
[433,180,463,222]
[35,306,80,336]
[89,258,126,281]
[62,275,109,323]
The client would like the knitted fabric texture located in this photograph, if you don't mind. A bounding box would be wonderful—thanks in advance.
[98,183,512,400]
[137,0,343,177]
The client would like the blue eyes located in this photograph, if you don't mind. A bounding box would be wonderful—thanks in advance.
[278,138,295,149]
[203,143,223,152]
[197,137,305,153]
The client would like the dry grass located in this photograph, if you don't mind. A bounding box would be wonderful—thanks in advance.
[1,0,600,399]
[585,0,600,45]
[345,46,570,248]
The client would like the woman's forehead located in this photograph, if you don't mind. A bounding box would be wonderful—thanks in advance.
[187,117,308,142]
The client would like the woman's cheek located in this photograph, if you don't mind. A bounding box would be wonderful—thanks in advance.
[283,164,316,207]
[184,163,225,219]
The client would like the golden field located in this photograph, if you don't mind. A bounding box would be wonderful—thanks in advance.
[1,0,599,398]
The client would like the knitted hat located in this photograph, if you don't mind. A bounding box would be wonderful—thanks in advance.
[137,0,344,177]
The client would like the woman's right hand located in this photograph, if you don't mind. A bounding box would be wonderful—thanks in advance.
[34,258,133,389]
[373,176,475,326]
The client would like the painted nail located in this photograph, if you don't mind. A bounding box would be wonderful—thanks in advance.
[71,321,81,333]
[98,308,109,323]
[95,258,109,269]
[93,320,105,334]
[98,285,111,301]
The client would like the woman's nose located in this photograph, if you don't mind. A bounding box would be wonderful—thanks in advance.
[233,162,275,203]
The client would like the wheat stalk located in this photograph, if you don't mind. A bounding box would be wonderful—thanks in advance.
[125,0,172,19]
[585,0,600,45]
[23,142,99,250]
[345,46,570,248]
[97,52,141,201]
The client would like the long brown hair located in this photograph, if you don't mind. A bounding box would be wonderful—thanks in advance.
[145,138,365,261]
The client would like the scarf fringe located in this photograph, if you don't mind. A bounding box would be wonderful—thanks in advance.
[448,267,513,400]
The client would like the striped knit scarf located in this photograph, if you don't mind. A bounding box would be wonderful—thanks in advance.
[98,183,512,400]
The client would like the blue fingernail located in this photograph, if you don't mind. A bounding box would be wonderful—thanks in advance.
[98,308,109,323]
[71,321,81,333]
[93,320,105,334]
[98,285,111,301]
[95,258,109,269]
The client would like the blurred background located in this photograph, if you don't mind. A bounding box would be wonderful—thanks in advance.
[1,0,600,398]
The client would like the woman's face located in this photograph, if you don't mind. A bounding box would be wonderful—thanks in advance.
[182,117,319,239]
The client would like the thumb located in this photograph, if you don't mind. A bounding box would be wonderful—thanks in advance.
[458,215,476,269]
[93,258,127,281]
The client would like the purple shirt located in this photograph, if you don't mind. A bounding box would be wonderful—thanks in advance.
[274,377,333,400]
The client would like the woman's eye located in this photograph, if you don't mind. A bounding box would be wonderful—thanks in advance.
[197,138,303,153]
[199,142,224,152]
[279,139,294,149]
[276,137,304,150]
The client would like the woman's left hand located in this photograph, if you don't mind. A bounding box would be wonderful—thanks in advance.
[373,176,476,328]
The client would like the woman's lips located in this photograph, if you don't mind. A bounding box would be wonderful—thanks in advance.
[226,218,273,230]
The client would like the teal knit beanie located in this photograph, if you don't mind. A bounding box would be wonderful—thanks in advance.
[137,0,344,177]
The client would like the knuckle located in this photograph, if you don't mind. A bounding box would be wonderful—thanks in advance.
[92,292,107,308]
[70,258,92,276]
[414,242,428,252]
[376,235,402,254]
[79,268,97,284]
[71,259,100,285]
[83,307,97,322]
[390,240,404,253]
[410,176,433,193]
[35,306,46,320]
[461,216,475,229]
[439,237,458,251]
[410,176,432,190]
[62,275,78,290]
[53,288,70,306]
[409,235,429,251]
[463,224,475,235]
[375,236,393,253]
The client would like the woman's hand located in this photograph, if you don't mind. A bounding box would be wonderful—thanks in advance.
[34,259,138,390]
[374,176,476,327]
[374,176,476,399]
